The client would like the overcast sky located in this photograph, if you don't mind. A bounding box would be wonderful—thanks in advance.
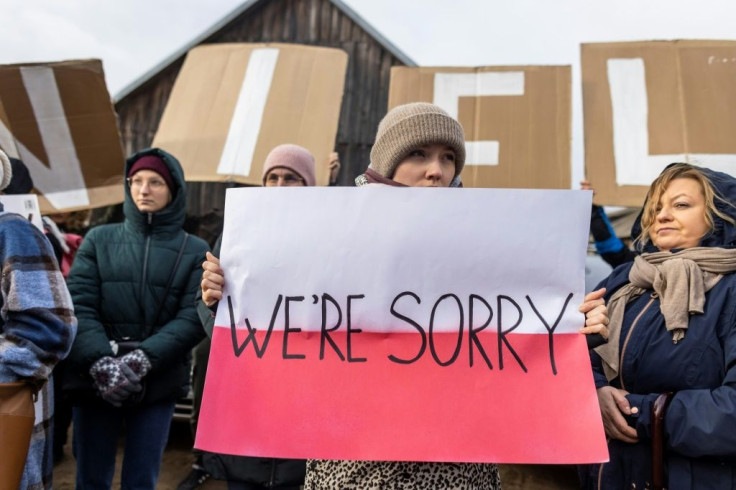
[3,0,736,185]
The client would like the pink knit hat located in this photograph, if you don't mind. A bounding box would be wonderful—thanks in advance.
[261,144,316,187]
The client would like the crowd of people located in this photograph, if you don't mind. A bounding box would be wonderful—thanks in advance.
[1,100,735,490]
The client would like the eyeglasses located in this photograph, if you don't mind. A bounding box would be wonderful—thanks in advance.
[264,172,304,186]
[127,177,167,190]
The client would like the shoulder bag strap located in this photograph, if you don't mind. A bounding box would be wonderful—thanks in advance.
[144,232,190,336]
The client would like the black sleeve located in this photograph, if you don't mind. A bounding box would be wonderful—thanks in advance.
[196,234,222,337]
[601,247,637,269]
[44,230,64,267]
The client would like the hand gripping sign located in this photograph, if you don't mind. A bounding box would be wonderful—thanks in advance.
[152,43,347,187]
[0,59,125,213]
[388,66,572,190]
[582,40,736,206]
[195,187,607,464]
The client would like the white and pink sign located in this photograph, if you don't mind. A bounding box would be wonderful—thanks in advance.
[196,186,607,464]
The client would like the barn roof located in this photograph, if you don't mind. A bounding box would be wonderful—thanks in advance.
[114,0,416,101]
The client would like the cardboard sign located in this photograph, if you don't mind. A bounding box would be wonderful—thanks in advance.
[152,44,348,187]
[0,194,43,230]
[388,66,572,190]
[196,187,607,464]
[0,59,125,213]
[582,40,736,206]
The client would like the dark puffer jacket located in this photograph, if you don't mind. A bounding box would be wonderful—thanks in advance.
[65,148,208,404]
[582,166,736,489]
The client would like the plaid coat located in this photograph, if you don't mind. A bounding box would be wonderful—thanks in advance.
[0,206,77,489]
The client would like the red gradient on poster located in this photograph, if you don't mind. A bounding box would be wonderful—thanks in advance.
[196,326,607,464]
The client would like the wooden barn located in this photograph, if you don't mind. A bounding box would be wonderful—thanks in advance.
[113,0,415,233]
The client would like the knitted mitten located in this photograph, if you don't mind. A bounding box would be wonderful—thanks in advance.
[89,356,142,406]
[119,349,152,378]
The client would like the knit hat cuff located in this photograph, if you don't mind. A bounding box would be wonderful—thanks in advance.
[0,149,12,191]
[369,112,466,179]
[128,155,175,192]
[261,144,316,187]
[5,157,34,194]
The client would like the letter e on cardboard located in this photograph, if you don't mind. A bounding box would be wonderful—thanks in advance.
[388,65,572,190]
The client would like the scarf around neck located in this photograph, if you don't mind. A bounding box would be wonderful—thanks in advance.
[355,168,464,188]
[594,247,736,381]
[356,168,407,187]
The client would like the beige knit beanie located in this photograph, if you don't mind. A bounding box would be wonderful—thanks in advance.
[0,149,12,192]
[369,102,465,179]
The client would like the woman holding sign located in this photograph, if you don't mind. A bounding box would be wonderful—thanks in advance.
[579,163,736,489]
[194,144,317,490]
[201,104,501,489]
[305,103,501,489]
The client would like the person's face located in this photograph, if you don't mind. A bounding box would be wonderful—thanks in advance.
[128,169,171,213]
[649,177,710,251]
[264,168,306,187]
[49,212,71,225]
[392,143,456,188]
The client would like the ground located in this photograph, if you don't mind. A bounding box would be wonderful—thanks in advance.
[53,420,225,490]
[53,420,580,489]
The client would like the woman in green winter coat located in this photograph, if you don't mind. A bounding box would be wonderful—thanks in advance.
[65,148,209,489]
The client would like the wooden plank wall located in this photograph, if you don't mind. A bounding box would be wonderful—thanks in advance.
[115,0,406,226]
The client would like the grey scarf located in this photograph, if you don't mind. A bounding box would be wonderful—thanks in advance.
[595,247,736,381]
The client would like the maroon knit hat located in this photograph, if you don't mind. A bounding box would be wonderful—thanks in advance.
[128,155,175,191]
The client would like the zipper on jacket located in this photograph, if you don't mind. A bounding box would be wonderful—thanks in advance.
[269,458,276,488]
[139,213,153,322]
[618,294,656,391]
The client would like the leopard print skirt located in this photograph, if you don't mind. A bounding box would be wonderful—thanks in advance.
[304,460,501,489]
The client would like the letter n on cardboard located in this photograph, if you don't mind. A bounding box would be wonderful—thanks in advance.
[0,59,125,213]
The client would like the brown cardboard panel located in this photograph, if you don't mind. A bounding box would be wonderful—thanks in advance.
[388,65,571,189]
[54,63,125,188]
[36,183,123,215]
[582,40,736,206]
[0,68,48,163]
[153,43,348,187]
[680,46,736,153]
[0,59,125,213]
[0,98,19,157]
[152,45,249,182]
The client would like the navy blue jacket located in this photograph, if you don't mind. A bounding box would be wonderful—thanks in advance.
[583,167,736,489]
